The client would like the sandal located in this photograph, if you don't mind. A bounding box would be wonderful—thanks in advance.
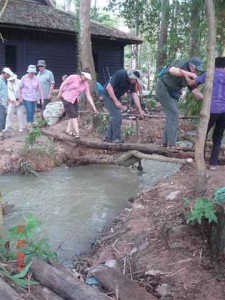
[66,131,75,136]
[166,145,181,152]
[75,133,80,139]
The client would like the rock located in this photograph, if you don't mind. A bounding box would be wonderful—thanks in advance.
[156,283,170,297]
[105,259,118,268]
[165,191,181,200]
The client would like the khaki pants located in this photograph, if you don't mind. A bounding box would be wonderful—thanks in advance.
[5,103,25,131]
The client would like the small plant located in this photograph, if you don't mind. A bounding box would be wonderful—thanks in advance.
[96,114,109,134]
[25,127,42,146]
[0,214,56,288]
[145,97,157,110]
[183,197,218,224]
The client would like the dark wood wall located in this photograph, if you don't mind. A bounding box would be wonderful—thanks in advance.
[0,27,125,87]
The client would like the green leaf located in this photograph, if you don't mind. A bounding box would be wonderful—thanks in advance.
[183,197,190,206]
[12,261,32,279]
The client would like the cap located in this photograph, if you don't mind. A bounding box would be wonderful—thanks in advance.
[189,57,204,72]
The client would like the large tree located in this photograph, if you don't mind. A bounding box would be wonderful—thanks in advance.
[194,0,216,193]
[79,0,96,93]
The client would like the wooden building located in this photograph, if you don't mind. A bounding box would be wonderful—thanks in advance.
[0,0,141,86]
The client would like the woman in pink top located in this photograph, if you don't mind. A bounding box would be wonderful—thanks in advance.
[57,68,98,138]
[19,65,44,128]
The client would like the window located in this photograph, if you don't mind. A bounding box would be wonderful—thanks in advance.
[5,45,17,72]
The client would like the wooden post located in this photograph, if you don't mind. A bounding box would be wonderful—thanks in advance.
[0,192,3,238]
[136,116,140,142]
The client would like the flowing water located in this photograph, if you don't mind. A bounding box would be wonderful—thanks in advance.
[1,161,179,266]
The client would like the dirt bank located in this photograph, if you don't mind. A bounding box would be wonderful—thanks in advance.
[80,165,225,300]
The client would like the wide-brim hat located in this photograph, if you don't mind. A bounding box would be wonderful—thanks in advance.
[127,70,143,85]
[27,65,37,73]
[189,57,204,72]
[8,73,17,81]
[2,67,14,77]
[37,60,46,67]
[81,71,92,80]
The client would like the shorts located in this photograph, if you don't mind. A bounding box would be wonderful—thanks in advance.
[62,98,78,118]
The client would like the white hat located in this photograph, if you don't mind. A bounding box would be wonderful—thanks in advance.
[27,65,37,73]
[2,67,14,77]
[127,70,143,85]
[81,71,92,80]
[8,73,17,81]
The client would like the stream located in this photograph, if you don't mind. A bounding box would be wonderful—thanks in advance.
[1,161,180,266]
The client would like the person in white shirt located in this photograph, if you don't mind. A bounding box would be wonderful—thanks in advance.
[3,73,25,132]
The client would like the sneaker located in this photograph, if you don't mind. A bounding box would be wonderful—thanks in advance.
[113,139,125,143]
[103,137,112,142]
[19,129,24,133]
[209,165,218,171]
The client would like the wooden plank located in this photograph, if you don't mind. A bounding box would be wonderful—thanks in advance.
[91,265,157,300]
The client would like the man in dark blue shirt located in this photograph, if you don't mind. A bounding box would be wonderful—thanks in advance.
[103,69,145,143]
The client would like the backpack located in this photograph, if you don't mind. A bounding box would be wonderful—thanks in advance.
[157,64,171,78]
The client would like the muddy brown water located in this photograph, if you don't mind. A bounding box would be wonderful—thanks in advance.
[1,162,179,266]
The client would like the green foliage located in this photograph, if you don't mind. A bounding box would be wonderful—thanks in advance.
[122,124,136,138]
[145,98,157,110]
[8,214,56,263]
[96,114,109,134]
[179,90,202,117]
[25,127,42,146]
[0,262,38,288]
[185,197,218,224]
[0,214,55,288]
[214,187,225,205]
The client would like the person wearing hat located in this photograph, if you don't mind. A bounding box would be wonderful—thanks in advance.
[3,73,25,132]
[37,60,55,111]
[57,68,98,138]
[102,69,145,143]
[184,57,225,171]
[155,57,204,150]
[0,67,13,130]
[19,65,44,129]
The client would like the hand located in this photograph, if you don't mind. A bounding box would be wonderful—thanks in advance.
[47,93,52,100]
[139,109,146,119]
[57,94,61,99]
[115,100,123,109]
[93,108,99,115]
[41,99,44,105]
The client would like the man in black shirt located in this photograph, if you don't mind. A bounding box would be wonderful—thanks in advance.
[103,69,145,143]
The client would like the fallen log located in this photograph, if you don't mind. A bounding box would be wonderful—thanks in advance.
[0,278,21,300]
[41,130,225,163]
[72,150,193,167]
[31,285,64,300]
[31,258,109,300]
[91,265,157,300]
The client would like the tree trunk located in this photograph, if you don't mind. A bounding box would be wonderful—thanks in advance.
[189,0,201,57]
[156,0,169,72]
[79,0,96,95]
[194,0,216,193]
[32,258,109,300]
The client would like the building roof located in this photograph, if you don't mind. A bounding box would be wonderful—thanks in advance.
[0,0,142,44]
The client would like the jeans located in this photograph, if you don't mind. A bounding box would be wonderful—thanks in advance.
[23,100,37,123]
[207,112,225,166]
[0,105,6,130]
[103,94,122,141]
[155,80,179,146]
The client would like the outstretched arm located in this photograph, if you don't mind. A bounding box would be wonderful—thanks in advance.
[132,92,146,118]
